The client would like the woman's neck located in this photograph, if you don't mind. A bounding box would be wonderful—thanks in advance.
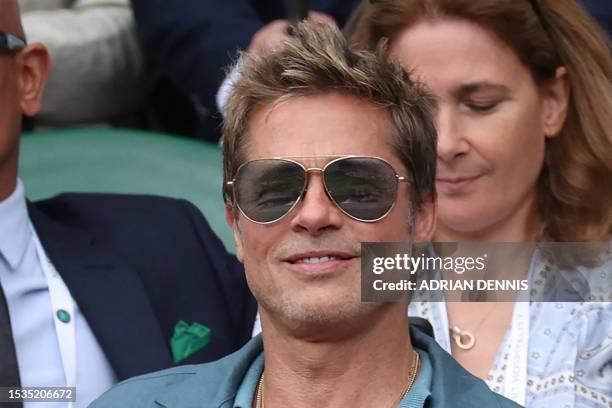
[435,195,542,242]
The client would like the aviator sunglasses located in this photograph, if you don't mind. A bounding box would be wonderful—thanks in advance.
[226,156,411,224]
[0,32,26,52]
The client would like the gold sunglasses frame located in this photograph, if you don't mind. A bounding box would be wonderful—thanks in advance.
[226,155,411,224]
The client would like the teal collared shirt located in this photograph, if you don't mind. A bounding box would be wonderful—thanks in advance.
[399,349,432,408]
[233,353,263,408]
[233,349,431,408]
[91,326,522,408]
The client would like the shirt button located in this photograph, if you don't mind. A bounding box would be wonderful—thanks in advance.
[56,309,71,323]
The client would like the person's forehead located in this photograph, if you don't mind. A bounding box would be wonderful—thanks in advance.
[389,19,526,93]
[244,93,397,161]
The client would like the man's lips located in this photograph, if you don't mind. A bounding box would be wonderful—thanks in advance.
[283,251,359,275]
[284,250,358,264]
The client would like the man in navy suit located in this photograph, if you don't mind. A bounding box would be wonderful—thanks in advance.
[0,2,256,407]
[131,0,360,141]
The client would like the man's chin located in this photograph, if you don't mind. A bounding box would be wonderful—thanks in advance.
[262,297,382,340]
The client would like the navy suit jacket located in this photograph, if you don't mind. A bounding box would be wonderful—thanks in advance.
[582,0,612,35]
[27,193,257,381]
[131,0,360,140]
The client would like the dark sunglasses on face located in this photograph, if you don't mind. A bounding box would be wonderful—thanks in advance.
[226,156,411,224]
[0,32,26,52]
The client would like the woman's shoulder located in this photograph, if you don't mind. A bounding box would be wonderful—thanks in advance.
[527,301,611,406]
[529,243,611,303]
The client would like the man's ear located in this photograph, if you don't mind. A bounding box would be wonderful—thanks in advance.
[541,66,570,138]
[412,196,436,243]
[225,202,245,262]
[16,43,51,117]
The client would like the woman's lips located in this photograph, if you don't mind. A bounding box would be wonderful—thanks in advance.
[436,174,483,193]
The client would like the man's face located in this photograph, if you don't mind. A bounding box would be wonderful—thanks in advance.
[226,93,434,334]
[0,41,24,192]
[0,4,50,199]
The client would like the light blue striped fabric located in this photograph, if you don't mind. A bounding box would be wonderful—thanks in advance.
[409,249,612,408]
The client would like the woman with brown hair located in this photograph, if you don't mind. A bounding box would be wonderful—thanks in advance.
[353,0,611,406]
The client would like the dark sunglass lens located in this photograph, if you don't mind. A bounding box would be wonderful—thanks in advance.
[325,157,398,221]
[234,159,305,223]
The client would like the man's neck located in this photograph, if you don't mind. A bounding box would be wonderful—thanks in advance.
[259,306,416,408]
[0,162,18,203]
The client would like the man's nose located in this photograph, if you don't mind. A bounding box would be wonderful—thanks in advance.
[289,171,344,235]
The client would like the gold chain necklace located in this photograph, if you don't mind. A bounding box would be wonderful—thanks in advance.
[255,350,420,408]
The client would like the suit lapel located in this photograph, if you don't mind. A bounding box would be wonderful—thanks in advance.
[27,202,173,380]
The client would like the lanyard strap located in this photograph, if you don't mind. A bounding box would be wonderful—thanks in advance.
[502,301,529,405]
[420,299,529,406]
[31,225,76,398]
[501,250,544,406]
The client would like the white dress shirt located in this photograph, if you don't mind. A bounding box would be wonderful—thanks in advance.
[0,180,116,407]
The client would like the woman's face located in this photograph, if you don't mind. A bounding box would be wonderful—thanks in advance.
[390,19,567,241]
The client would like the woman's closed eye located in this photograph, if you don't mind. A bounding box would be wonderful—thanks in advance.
[462,99,501,113]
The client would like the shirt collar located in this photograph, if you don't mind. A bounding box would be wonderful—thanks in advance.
[232,348,432,408]
[233,352,264,408]
[398,348,432,408]
[0,179,31,270]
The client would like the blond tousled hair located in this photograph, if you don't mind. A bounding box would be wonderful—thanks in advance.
[222,21,438,213]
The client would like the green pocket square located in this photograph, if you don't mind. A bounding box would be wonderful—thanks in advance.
[170,320,211,363]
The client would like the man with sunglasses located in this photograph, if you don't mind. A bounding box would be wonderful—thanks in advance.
[0,3,256,407]
[92,22,521,408]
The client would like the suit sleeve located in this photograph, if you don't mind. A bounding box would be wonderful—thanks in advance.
[311,0,362,27]
[131,0,264,127]
[131,0,360,139]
